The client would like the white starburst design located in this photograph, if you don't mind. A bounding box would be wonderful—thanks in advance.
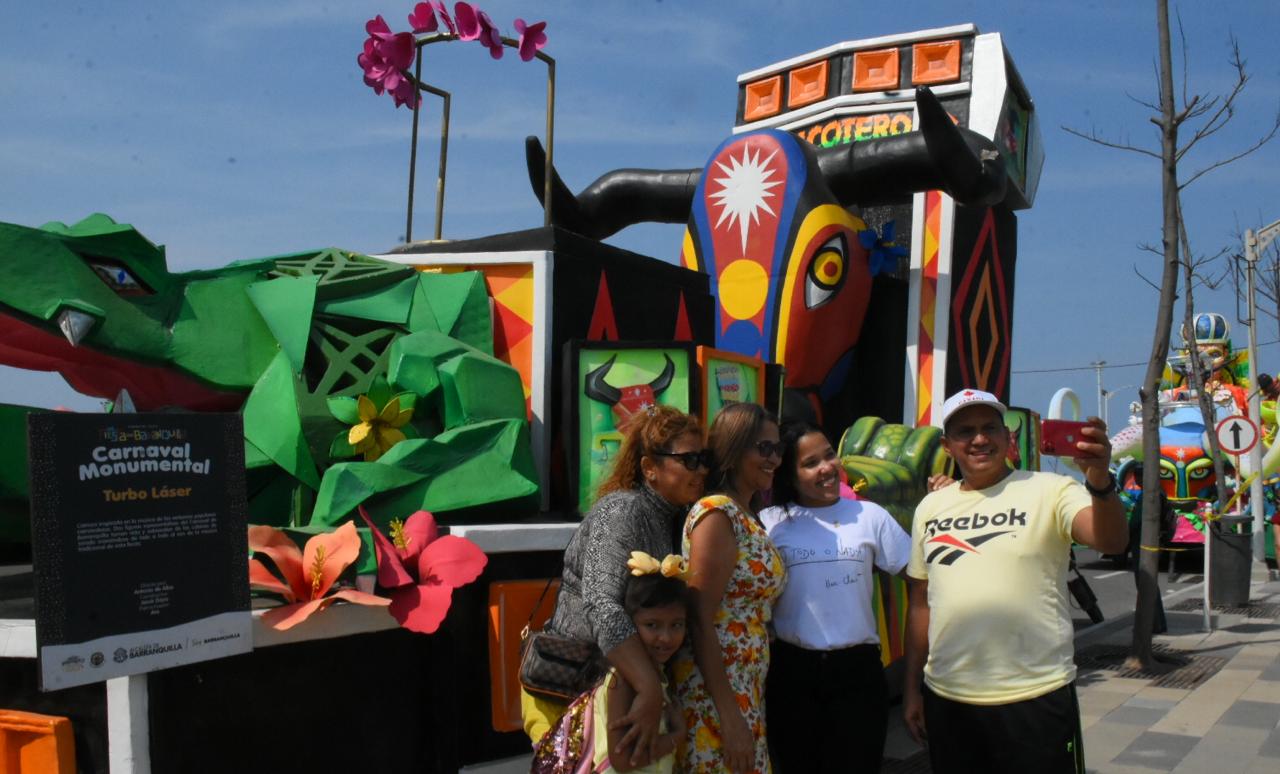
[709,146,781,254]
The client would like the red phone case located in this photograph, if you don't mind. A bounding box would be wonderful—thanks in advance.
[1040,420,1092,458]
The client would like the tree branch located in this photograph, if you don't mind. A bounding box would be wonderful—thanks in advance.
[1132,263,1163,292]
[1062,125,1161,157]
[1179,117,1280,189]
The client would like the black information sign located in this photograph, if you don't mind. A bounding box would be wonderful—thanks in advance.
[27,412,252,690]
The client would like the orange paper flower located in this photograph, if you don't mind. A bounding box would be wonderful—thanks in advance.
[248,522,390,630]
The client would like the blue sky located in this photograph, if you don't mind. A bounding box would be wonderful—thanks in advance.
[3,0,1279,430]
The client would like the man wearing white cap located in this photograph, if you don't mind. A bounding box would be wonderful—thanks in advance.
[902,389,1126,773]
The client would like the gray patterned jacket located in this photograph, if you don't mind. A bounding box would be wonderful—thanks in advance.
[546,485,683,655]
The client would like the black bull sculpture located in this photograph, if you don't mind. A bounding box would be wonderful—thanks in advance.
[527,87,1008,426]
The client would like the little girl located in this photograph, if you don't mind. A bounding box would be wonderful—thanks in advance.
[532,551,689,774]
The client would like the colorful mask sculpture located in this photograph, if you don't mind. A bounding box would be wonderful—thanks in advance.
[523,87,1008,423]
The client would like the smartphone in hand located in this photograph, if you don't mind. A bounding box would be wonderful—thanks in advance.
[1040,419,1093,458]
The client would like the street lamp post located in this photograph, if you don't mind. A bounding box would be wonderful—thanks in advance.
[1244,218,1280,561]
[1091,360,1106,424]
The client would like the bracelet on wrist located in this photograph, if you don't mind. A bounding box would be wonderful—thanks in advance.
[1084,472,1117,497]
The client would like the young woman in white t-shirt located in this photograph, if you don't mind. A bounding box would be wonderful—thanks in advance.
[759,422,912,773]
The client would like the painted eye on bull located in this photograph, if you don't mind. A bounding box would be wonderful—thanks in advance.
[1187,465,1212,480]
[804,234,847,309]
[89,261,149,295]
[1158,466,1175,480]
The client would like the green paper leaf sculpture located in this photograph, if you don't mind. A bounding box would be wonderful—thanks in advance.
[0,214,540,538]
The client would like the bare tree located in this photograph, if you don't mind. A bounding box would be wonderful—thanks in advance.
[1178,204,1231,523]
[1064,1,1279,669]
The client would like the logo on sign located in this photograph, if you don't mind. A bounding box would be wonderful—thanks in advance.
[793,111,914,148]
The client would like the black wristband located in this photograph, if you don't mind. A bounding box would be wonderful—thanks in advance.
[1084,472,1117,497]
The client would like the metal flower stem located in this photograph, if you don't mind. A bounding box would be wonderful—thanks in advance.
[402,33,555,242]
[406,49,450,242]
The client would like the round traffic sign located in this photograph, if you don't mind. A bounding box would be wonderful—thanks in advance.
[1214,415,1259,455]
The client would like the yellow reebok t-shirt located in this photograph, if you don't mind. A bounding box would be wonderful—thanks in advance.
[907,470,1092,704]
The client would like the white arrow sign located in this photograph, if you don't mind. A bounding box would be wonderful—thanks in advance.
[1215,414,1259,455]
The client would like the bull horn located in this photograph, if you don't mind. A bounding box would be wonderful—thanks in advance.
[649,355,675,396]
[525,136,700,240]
[584,355,623,405]
[816,87,1007,208]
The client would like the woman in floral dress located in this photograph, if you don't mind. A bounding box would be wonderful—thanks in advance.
[674,403,787,774]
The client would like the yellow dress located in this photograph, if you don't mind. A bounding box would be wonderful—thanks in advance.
[589,670,675,774]
[673,495,786,774]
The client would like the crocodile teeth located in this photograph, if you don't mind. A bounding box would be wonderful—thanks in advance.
[56,309,96,347]
[113,389,136,414]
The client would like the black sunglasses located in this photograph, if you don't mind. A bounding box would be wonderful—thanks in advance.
[754,439,783,459]
[652,449,712,471]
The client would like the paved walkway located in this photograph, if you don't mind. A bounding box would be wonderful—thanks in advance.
[882,560,1280,773]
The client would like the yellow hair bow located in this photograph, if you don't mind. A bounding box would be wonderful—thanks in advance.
[627,550,690,580]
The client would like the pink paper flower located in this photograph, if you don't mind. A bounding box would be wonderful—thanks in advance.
[432,0,456,34]
[359,507,488,634]
[358,15,420,109]
[248,522,390,631]
[513,18,546,62]
[476,10,504,59]
[408,2,438,33]
[453,2,480,41]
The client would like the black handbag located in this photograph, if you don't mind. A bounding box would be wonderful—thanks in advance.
[518,579,605,702]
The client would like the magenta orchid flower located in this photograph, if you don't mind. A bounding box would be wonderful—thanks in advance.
[453,2,481,41]
[408,2,439,33]
[513,18,546,62]
[359,507,488,634]
[476,10,504,59]
[432,1,456,34]
[358,15,420,109]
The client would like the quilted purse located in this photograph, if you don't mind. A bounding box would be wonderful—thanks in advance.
[519,580,605,702]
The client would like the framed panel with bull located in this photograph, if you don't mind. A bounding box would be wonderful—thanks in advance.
[697,346,765,422]
[565,341,697,515]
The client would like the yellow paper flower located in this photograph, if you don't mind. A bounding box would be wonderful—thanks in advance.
[348,394,413,461]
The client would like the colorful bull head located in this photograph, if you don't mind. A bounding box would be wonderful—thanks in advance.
[583,354,675,430]
[525,87,1007,422]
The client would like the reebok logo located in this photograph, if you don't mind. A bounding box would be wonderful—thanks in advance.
[925,530,1013,565]
[922,507,1025,565]
[923,508,1026,538]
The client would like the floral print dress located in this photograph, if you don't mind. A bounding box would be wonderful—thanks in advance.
[673,495,787,774]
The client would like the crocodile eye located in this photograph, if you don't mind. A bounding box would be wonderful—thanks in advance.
[89,261,149,295]
[805,234,847,309]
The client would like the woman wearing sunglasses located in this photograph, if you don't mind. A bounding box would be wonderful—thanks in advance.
[759,421,911,773]
[523,405,709,769]
[675,403,787,774]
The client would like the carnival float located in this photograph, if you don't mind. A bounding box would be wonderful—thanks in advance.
[0,8,1045,772]
[1073,312,1279,562]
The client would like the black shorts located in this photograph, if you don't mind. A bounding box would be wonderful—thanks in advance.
[921,682,1085,774]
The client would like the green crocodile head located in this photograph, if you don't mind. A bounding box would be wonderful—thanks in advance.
[0,214,286,409]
